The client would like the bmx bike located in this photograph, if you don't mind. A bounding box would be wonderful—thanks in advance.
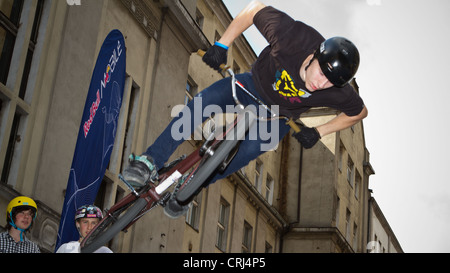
[80,50,301,253]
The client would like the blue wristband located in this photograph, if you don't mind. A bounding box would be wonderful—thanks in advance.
[214,41,229,50]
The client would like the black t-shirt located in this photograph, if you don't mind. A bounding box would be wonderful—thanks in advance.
[251,6,365,119]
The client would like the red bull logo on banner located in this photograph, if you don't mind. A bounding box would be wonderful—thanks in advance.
[83,90,101,138]
[83,40,123,138]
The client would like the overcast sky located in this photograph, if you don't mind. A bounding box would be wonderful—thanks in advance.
[223,0,450,253]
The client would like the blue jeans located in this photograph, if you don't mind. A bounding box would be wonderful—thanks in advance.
[144,73,290,186]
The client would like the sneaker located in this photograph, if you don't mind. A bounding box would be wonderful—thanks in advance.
[121,154,157,189]
[164,198,189,219]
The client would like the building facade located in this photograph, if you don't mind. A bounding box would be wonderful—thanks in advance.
[0,0,402,253]
[367,197,403,253]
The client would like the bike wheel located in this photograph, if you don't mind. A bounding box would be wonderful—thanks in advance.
[176,110,256,205]
[80,197,148,253]
[176,110,256,204]
[176,138,239,205]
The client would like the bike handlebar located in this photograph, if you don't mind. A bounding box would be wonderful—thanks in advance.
[197,49,229,71]
[196,49,301,133]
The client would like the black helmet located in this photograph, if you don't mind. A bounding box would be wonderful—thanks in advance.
[314,37,360,87]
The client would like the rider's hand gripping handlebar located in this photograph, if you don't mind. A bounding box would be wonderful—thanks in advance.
[197,49,230,71]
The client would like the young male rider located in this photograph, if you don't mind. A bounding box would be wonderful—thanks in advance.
[56,205,112,253]
[122,1,368,217]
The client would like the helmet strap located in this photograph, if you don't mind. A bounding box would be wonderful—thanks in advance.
[303,57,315,81]
[17,228,26,242]
[304,51,317,75]
[304,59,312,73]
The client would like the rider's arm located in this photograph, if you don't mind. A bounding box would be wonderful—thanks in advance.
[316,106,368,137]
[217,1,266,47]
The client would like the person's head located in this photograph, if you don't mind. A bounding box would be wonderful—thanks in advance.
[304,37,360,91]
[74,205,103,240]
[6,196,37,231]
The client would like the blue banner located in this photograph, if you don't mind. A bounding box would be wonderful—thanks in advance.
[55,29,126,251]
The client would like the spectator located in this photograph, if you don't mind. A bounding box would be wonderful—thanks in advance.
[0,196,40,253]
[56,205,112,253]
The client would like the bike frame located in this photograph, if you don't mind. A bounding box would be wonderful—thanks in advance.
[102,145,202,232]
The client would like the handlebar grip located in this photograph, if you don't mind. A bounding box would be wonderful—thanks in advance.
[197,49,206,57]
[286,118,301,133]
[197,49,228,71]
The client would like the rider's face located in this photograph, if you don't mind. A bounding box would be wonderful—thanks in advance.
[77,218,100,240]
[14,209,34,230]
[304,59,334,92]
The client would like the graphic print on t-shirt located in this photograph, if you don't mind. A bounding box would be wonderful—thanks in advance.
[272,69,311,104]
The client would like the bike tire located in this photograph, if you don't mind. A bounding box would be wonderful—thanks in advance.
[176,138,239,205]
[80,197,148,253]
[175,110,256,205]
[176,110,255,205]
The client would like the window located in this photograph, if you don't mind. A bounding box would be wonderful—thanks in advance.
[265,242,273,253]
[338,142,344,172]
[216,198,229,252]
[347,155,354,187]
[195,8,204,29]
[0,0,45,185]
[242,221,253,253]
[368,234,380,253]
[186,191,202,230]
[1,112,23,184]
[335,196,340,226]
[254,160,263,193]
[265,174,274,205]
[355,172,361,200]
[19,0,44,99]
[0,0,23,84]
[352,223,358,251]
[345,209,351,240]
[120,80,140,173]
[104,77,139,184]
[106,77,140,174]
[184,75,197,105]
